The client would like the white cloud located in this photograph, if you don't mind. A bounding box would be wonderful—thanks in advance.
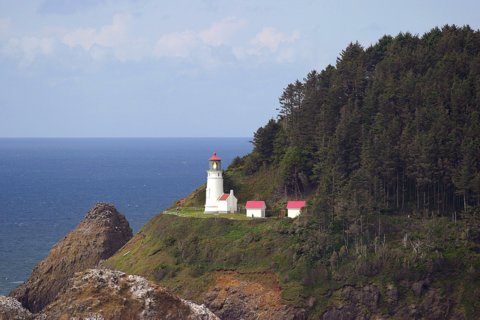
[233,27,300,63]
[0,13,299,67]
[199,17,246,46]
[153,17,246,60]
[251,27,299,53]
[60,13,150,62]
[153,31,198,58]
[63,13,130,51]
[3,36,54,65]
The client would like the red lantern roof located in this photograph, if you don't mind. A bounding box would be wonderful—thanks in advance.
[287,201,306,209]
[209,152,221,161]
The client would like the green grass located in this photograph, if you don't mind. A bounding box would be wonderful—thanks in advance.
[164,208,253,220]
[104,213,297,302]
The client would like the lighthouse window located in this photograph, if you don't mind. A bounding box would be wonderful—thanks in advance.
[218,173,220,177]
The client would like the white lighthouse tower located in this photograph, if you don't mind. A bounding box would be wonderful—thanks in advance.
[205,152,224,213]
[204,152,238,213]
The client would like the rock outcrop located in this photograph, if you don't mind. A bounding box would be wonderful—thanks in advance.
[204,271,306,320]
[0,296,33,320]
[10,203,133,313]
[37,269,219,320]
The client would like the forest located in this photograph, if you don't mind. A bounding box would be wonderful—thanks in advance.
[239,25,480,216]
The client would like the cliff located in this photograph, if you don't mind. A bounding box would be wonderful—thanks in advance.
[104,212,480,319]
[37,268,219,320]
[10,203,133,313]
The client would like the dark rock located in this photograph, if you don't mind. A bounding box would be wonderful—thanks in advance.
[321,285,380,320]
[385,284,398,306]
[419,289,448,320]
[322,305,356,320]
[10,203,133,313]
[412,280,426,297]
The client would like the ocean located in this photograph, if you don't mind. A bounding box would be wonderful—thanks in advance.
[0,138,252,295]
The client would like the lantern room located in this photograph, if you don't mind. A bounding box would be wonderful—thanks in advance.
[209,152,221,171]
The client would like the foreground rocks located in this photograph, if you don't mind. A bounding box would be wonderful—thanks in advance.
[37,268,219,320]
[0,296,33,320]
[10,203,133,313]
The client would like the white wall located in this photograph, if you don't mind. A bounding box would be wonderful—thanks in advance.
[247,208,265,218]
[227,194,237,213]
[288,208,301,218]
[205,170,224,213]
[218,200,228,213]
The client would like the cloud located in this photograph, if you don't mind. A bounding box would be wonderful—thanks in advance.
[152,22,302,66]
[199,17,246,46]
[153,17,246,59]
[233,27,301,63]
[153,31,198,58]
[3,36,54,65]
[0,13,299,67]
[251,27,299,53]
[63,13,130,51]
[61,13,147,61]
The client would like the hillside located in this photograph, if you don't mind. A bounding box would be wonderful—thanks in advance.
[105,211,480,318]
[105,25,480,319]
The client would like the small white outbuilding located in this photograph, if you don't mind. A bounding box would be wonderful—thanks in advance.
[287,201,306,218]
[245,201,266,218]
[217,190,238,213]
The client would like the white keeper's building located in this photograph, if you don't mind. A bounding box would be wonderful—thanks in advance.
[245,201,266,218]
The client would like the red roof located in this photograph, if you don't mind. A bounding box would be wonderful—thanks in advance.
[287,201,306,209]
[218,193,230,201]
[245,201,266,209]
[209,152,221,161]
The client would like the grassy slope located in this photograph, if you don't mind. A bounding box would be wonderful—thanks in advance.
[104,214,301,303]
[105,206,480,318]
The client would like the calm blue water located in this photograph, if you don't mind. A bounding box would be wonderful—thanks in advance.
[0,138,251,295]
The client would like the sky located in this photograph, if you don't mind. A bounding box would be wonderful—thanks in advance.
[0,0,479,137]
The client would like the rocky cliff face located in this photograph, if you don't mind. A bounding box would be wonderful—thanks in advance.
[37,268,219,320]
[0,296,32,320]
[204,271,306,320]
[10,203,133,313]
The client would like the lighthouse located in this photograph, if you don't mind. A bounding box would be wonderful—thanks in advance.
[204,152,238,213]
